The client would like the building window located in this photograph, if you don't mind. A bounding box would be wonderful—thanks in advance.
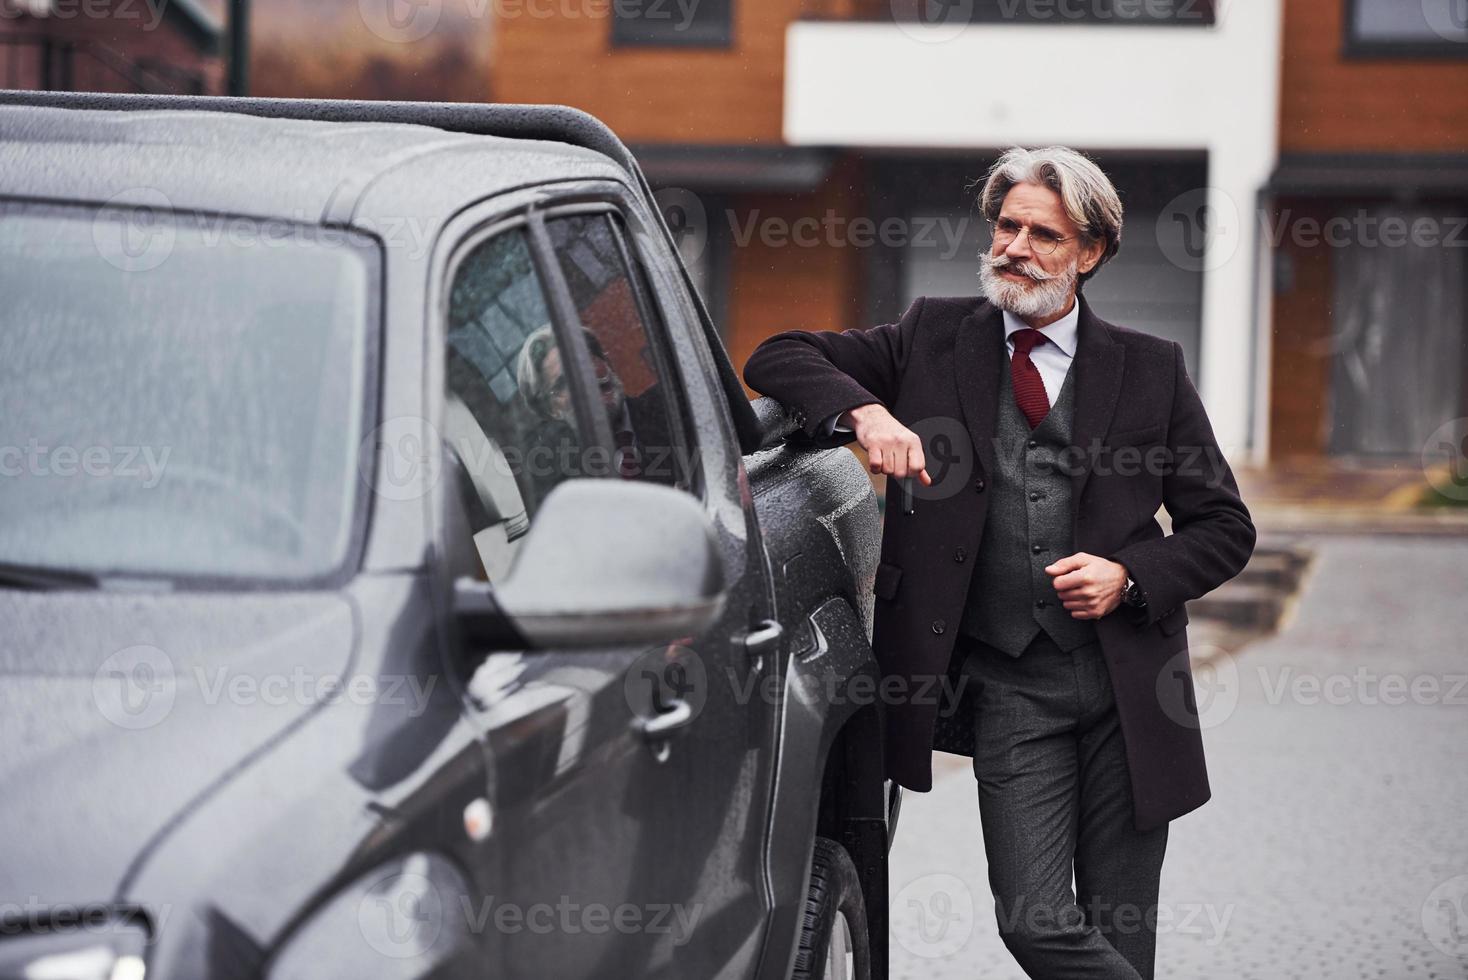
[864,0,1215,27]
[612,0,732,47]
[1345,0,1468,57]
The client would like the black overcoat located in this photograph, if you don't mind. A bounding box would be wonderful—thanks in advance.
[743,294,1257,830]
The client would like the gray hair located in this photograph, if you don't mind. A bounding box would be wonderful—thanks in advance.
[515,323,611,419]
[516,324,560,418]
[976,146,1123,282]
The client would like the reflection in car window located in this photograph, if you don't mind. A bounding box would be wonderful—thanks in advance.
[546,213,683,488]
[445,228,601,580]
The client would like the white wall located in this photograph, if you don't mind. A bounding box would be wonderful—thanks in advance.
[784,3,1284,458]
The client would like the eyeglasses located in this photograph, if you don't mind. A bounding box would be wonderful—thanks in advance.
[989,216,1070,256]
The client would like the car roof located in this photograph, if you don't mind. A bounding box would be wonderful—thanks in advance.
[0,103,629,231]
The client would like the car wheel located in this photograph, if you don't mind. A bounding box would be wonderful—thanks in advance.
[792,837,871,980]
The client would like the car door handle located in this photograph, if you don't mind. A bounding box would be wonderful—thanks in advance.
[633,698,694,742]
[744,618,783,658]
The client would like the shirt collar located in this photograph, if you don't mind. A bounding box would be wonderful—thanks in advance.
[1002,297,1080,359]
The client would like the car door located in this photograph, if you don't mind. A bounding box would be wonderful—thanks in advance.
[431,191,781,980]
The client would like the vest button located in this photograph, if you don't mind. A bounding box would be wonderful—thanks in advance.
[1027,439,1038,449]
[1029,492,1041,502]
[953,548,967,563]
[931,619,946,635]
[1035,600,1048,609]
[974,479,986,492]
[1031,544,1043,555]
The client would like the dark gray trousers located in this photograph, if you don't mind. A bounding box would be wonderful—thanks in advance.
[957,631,1169,979]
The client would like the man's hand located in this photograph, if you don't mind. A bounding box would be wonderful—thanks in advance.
[1045,552,1128,619]
[843,403,932,485]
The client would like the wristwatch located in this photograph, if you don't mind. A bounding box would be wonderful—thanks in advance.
[1122,576,1148,608]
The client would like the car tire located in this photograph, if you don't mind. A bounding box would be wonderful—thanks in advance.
[791,836,871,980]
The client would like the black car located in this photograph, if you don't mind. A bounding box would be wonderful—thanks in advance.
[0,93,895,980]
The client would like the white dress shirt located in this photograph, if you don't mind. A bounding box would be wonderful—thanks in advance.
[823,299,1081,435]
[1001,300,1079,409]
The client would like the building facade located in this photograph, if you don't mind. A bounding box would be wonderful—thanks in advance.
[1264,0,1468,462]
[0,0,223,95]
[493,0,1283,460]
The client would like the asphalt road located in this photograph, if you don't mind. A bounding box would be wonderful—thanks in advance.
[887,535,1468,980]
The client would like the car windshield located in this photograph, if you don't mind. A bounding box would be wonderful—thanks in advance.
[0,203,376,585]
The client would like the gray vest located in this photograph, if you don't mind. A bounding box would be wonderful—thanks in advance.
[959,357,1097,657]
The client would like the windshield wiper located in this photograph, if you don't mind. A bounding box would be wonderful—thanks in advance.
[0,561,102,591]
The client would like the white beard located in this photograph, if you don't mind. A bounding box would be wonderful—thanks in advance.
[977,253,1079,320]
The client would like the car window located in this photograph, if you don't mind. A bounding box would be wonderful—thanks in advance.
[443,227,589,580]
[0,203,374,585]
[545,212,687,489]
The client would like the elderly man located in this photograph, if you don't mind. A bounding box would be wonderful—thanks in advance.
[514,324,676,500]
[742,147,1255,979]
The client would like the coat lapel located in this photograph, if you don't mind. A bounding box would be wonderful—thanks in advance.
[1068,294,1125,521]
[953,300,1006,480]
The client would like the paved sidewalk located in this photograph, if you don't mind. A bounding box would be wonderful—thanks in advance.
[887,535,1468,980]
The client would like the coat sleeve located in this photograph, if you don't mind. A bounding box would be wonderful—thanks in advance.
[741,297,925,438]
[1108,341,1257,627]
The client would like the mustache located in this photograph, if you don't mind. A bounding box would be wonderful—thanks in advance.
[986,254,1061,282]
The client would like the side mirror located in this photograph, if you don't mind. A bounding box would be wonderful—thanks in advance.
[453,479,726,650]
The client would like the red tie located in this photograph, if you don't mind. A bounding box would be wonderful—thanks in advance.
[1010,329,1051,430]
